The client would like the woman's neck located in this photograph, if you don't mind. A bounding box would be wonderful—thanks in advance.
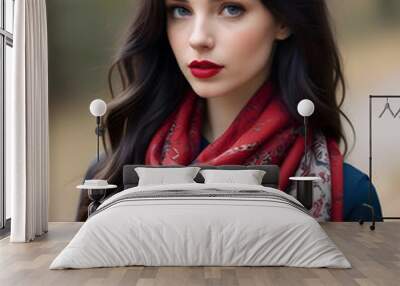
[201,74,269,143]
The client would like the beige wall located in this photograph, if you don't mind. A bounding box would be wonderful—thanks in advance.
[48,0,400,221]
[328,0,400,217]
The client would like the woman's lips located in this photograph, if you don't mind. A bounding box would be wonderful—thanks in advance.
[188,60,224,79]
[189,67,223,79]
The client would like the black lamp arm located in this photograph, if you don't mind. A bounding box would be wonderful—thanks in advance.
[95,116,103,162]
[303,116,310,176]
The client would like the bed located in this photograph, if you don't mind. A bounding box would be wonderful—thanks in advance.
[49,164,351,269]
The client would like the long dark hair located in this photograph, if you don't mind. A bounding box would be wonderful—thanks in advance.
[92,0,355,186]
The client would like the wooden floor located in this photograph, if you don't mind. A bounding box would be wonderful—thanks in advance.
[0,222,399,286]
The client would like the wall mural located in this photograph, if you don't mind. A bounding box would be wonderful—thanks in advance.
[47,0,400,221]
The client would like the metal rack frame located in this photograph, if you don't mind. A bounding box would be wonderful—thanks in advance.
[361,95,400,230]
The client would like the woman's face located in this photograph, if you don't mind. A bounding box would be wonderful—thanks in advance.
[165,0,290,98]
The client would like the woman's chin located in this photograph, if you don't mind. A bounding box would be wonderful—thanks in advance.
[188,80,233,99]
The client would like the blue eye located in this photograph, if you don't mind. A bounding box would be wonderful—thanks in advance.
[169,6,191,18]
[222,4,244,17]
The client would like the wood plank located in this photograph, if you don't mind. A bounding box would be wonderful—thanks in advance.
[0,222,399,286]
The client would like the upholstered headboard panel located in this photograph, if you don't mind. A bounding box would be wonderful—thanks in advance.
[123,165,280,190]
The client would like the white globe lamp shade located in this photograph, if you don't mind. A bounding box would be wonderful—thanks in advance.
[297,99,315,117]
[89,99,107,117]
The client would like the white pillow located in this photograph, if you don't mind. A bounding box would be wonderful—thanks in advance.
[200,169,266,185]
[135,167,201,186]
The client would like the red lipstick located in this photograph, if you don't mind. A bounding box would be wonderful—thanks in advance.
[188,60,224,79]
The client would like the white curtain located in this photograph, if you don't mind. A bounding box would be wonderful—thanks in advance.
[7,0,49,242]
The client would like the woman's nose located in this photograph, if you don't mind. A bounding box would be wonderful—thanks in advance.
[188,17,215,51]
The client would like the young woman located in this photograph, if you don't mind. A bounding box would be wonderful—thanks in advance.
[76,0,382,222]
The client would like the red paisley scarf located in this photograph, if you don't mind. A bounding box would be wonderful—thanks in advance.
[145,81,344,221]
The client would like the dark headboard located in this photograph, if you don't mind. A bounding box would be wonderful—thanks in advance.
[123,165,280,189]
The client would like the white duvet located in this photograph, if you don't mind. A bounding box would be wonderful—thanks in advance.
[50,183,351,269]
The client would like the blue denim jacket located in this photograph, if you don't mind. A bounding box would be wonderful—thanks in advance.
[342,163,382,221]
[199,136,382,221]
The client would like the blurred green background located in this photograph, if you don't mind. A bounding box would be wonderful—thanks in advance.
[47,0,400,221]
[47,0,136,221]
